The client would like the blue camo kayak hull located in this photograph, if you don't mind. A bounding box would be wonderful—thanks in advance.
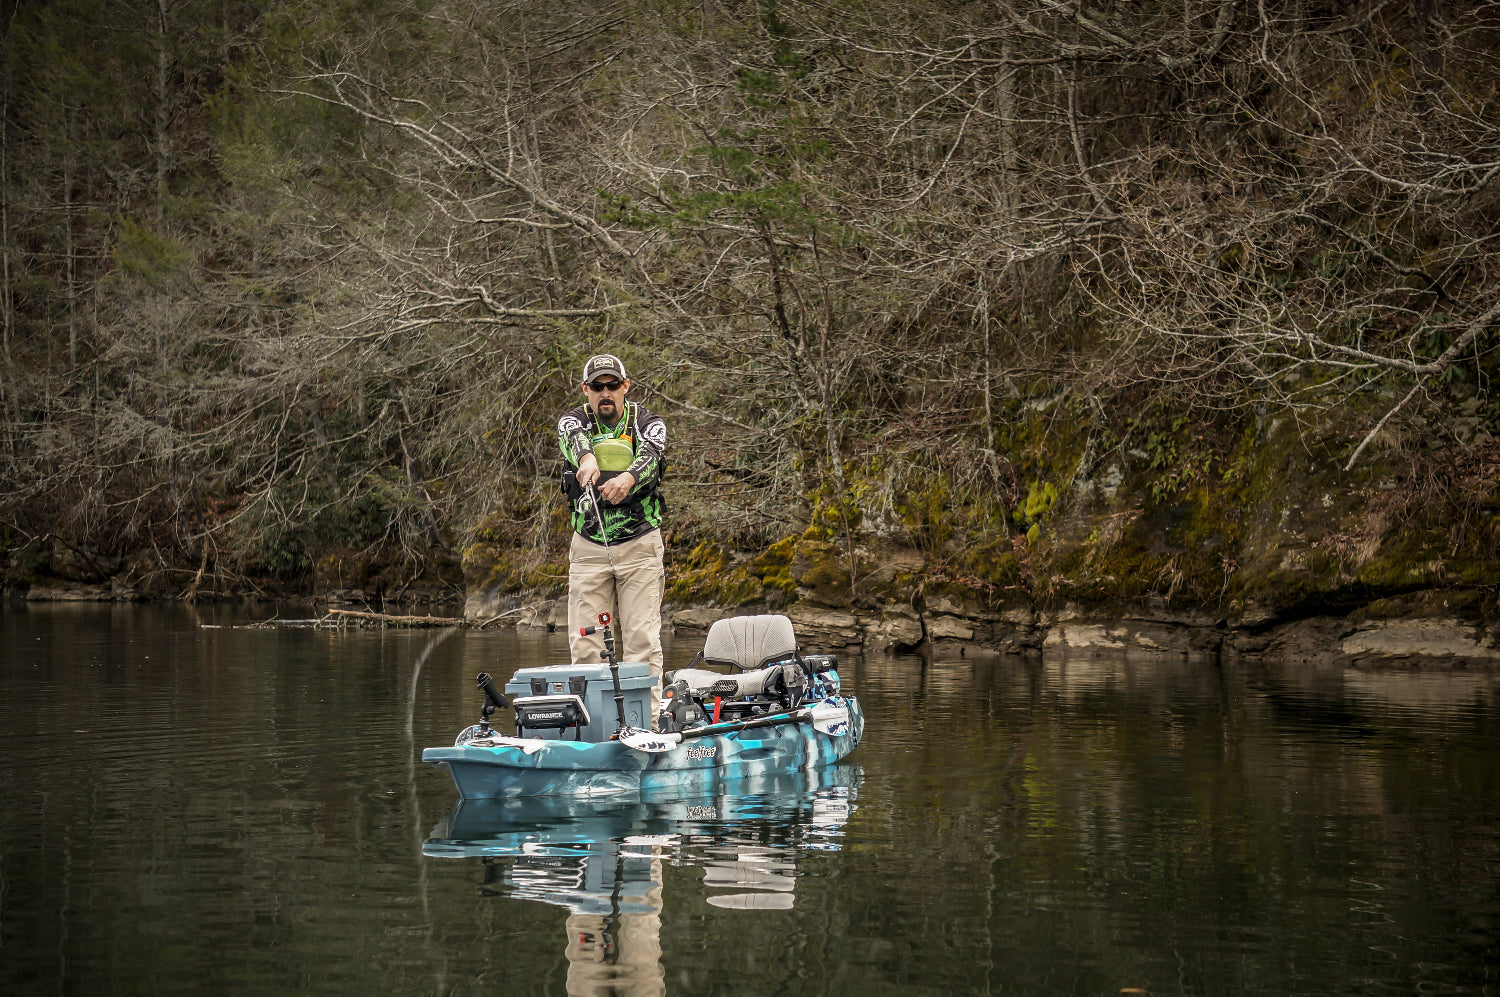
[423,697,864,799]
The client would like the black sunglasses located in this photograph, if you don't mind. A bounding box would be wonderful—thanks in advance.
[586,380,623,392]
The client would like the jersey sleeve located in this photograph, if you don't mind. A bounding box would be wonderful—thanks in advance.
[557,407,594,467]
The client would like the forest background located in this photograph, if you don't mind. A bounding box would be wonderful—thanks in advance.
[3,0,1497,656]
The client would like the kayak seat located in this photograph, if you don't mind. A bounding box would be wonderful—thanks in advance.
[657,615,811,723]
[702,614,799,671]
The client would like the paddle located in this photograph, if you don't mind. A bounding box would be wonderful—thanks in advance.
[616,700,851,754]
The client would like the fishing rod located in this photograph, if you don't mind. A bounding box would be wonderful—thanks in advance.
[580,478,627,731]
[584,481,616,571]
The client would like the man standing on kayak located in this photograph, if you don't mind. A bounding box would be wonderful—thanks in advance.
[557,353,668,715]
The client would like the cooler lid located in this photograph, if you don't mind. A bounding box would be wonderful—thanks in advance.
[507,660,654,684]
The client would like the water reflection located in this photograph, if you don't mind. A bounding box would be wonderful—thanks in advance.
[424,767,860,995]
[7,605,1500,997]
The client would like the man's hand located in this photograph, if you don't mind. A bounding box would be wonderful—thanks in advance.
[575,453,600,489]
[597,472,635,505]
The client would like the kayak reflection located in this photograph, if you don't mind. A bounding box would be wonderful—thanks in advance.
[424,766,861,996]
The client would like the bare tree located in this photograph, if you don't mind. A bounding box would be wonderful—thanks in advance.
[7,0,1493,604]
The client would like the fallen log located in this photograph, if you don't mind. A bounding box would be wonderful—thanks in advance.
[474,606,525,629]
[323,608,465,627]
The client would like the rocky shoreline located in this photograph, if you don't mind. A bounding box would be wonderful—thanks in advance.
[459,587,1500,670]
[16,578,1499,670]
[697,603,1500,669]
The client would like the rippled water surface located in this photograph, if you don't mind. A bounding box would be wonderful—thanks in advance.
[3,603,1498,996]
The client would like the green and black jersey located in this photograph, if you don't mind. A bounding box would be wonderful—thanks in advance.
[557,400,666,544]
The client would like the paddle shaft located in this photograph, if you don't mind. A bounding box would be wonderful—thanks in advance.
[674,708,812,740]
[615,699,850,751]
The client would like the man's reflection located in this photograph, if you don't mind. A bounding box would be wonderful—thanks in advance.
[475,838,666,997]
[427,768,859,996]
[565,854,665,997]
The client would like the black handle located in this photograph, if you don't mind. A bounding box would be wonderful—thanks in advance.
[476,672,508,712]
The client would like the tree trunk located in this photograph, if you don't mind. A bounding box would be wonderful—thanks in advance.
[153,0,172,219]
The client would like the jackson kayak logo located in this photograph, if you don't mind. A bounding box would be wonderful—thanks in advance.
[686,744,716,760]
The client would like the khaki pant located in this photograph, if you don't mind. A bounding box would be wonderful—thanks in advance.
[568,529,664,715]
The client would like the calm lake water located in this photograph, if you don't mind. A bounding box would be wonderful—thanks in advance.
[2,602,1498,996]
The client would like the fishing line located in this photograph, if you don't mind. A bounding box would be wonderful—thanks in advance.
[406,624,462,740]
[404,624,460,940]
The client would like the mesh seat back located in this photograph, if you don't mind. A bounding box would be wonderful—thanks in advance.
[703,614,798,671]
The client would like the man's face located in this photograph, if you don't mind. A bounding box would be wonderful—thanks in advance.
[582,376,628,420]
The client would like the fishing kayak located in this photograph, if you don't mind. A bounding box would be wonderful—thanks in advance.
[422,614,864,799]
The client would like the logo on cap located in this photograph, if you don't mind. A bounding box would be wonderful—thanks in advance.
[582,354,627,381]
